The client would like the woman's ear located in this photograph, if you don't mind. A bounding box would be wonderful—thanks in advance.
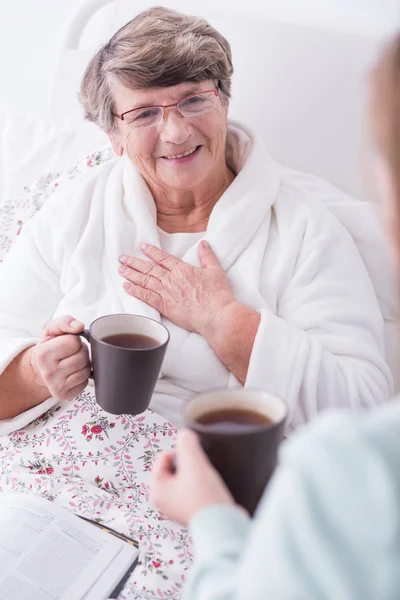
[107,130,124,157]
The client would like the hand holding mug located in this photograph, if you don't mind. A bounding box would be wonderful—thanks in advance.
[183,389,287,515]
[149,429,236,527]
[30,315,91,401]
[31,313,169,416]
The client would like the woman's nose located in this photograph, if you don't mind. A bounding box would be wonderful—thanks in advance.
[158,108,193,145]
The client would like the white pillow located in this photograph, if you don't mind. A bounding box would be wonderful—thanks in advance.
[1,108,109,200]
[0,106,7,199]
[0,145,114,266]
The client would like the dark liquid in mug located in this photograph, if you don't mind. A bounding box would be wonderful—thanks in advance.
[196,408,274,432]
[102,333,159,349]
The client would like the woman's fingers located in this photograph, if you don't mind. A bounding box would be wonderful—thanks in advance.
[197,240,222,269]
[33,335,90,401]
[149,430,236,526]
[176,429,205,467]
[29,315,91,403]
[140,245,181,270]
[119,265,164,293]
[151,450,176,482]
[35,333,83,367]
[59,344,90,376]
[123,281,162,311]
[67,381,90,399]
[149,450,176,507]
[119,244,235,336]
[42,315,84,340]
[65,364,92,390]
[119,255,167,279]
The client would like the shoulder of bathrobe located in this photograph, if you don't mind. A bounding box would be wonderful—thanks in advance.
[271,165,358,246]
[28,156,121,230]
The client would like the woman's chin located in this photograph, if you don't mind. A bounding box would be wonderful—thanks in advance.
[167,172,205,187]
[156,157,211,190]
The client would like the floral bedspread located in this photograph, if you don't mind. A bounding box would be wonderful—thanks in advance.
[0,390,191,599]
[0,147,192,599]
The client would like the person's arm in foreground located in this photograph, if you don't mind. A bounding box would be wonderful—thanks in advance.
[150,420,399,600]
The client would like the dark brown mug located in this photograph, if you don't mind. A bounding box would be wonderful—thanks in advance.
[183,389,287,515]
[78,314,169,416]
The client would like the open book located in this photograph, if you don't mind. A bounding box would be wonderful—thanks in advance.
[0,493,139,600]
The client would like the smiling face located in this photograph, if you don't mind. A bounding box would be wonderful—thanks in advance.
[109,80,229,194]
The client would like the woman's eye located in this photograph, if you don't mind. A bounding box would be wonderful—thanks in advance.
[183,96,204,106]
[136,109,156,120]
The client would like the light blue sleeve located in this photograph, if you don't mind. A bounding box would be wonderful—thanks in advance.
[188,505,251,600]
[187,407,400,600]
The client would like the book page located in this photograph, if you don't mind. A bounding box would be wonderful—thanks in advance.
[82,543,138,600]
[0,494,137,600]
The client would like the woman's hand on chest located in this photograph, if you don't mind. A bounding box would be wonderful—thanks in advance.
[118,241,235,337]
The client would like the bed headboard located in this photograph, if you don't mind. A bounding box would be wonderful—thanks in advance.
[50,0,386,199]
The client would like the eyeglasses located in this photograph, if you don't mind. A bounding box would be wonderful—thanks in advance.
[113,89,220,129]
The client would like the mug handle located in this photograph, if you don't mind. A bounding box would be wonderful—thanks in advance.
[73,329,94,380]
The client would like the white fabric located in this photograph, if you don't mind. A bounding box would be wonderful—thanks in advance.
[0,122,392,434]
[153,228,207,424]
[286,169,400,393]
[0,108,108,200]
[157,228,205,259]
[0,106,7,200]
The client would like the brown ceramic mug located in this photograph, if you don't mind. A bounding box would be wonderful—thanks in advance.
[78,314,169,416]
[183,389,287,515]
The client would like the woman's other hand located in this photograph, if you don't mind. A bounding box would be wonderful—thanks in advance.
[118,241,237,336]
[149,429,236,527]
[30,316,91,401]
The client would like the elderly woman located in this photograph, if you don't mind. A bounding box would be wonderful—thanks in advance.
[0,7,392,434]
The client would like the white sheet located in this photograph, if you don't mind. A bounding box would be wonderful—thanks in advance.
[0,108,108,200]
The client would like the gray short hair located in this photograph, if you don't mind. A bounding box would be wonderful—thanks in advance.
[79,6,233,133]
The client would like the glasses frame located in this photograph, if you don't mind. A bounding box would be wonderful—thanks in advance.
[113,89,219,123]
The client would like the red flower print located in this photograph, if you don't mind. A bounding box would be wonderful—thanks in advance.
[91,425,102,435]
[81,425,88,435]
[152,561,161,569]
[45,467,54,475]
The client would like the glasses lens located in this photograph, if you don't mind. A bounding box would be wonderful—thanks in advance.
[125,107,163,128]
[179,92,218,117]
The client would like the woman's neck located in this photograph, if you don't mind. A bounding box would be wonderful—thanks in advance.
[149,167,236,234]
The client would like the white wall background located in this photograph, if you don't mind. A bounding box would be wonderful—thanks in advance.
[0,0,399,114]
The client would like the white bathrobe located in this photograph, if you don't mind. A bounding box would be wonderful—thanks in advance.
[0,123,392,434]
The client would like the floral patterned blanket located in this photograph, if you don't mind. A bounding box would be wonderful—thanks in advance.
[0,147,191,599]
